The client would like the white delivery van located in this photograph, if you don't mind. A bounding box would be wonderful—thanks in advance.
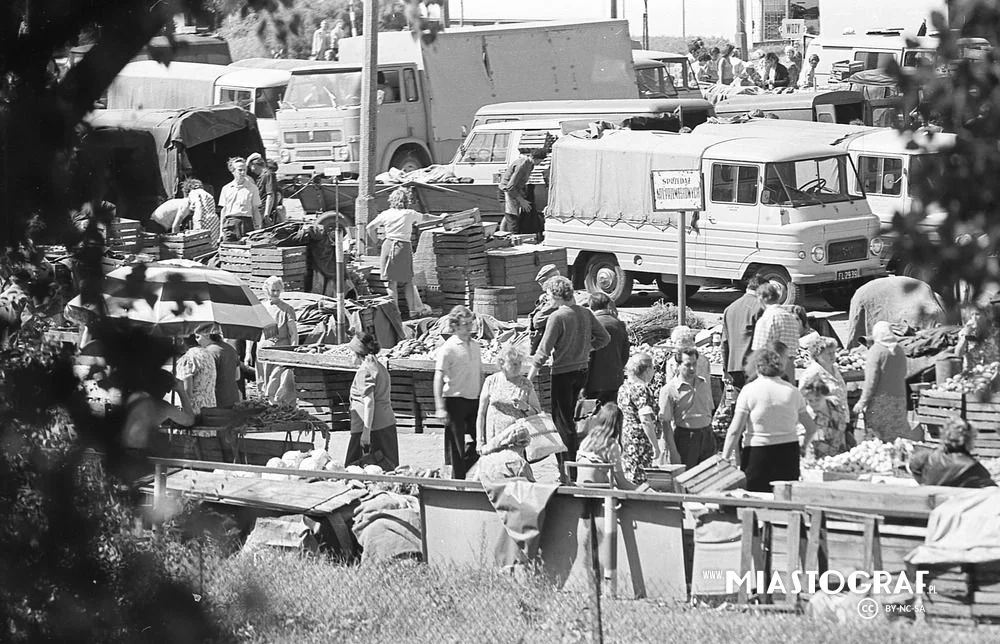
[694,119,953,275]
[105,60,289,160]
[544,129,887,307]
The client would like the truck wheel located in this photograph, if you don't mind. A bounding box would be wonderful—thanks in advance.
[654,279,700,302]
[757,267,800,306]
[583,254,633,306]
[389,149,427,174]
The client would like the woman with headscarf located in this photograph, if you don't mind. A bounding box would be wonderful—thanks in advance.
[346,332,398,468]
[256,276,298,406]
[909,418,996,488]
[798,336,849,459]
[854,321,910,441]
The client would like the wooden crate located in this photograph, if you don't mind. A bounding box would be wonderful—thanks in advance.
[771,480,967,518]
[251,245,308,291]
[674,455,745,494]
[643,465,686,492]
[292,367,353,430]
[218,243,252,277]
[440,208,482,232]
[108,218,142,251]
[919,390,1000,458]
[486,245,568,314]
[160,230,214,259]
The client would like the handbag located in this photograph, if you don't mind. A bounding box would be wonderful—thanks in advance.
[711,383,737,443]
[519,412,567,463]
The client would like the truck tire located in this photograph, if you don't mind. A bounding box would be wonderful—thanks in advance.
[757,267,800,306]
[389,148,427,174]
[583,254,633,306]
[654,279,700,302]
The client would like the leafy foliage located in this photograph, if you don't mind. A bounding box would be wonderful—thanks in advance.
[893,0,1000,306]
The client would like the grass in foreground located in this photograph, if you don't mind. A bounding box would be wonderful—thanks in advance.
[197,551,1000,644]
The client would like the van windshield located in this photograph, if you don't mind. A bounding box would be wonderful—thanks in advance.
[635,66,678,99]
[762,156,854,207]
[283,71,362,109]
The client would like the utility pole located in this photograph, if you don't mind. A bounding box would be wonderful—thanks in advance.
[643,0,649,49]
[735,0,748,58]
[610,0,617,19]
[356,0,378,254]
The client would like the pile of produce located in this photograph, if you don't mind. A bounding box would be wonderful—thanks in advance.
[701,345,723,365]
[222,450,441,489]
[932,361,1000,395]
[228,399,327,433]
[805,438,915,475]
[626,302,705,346]
[835,348,867,372]
[387,337,441,360]
[293,343,357,360]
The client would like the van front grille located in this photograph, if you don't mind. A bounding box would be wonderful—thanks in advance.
[827,239,868,264]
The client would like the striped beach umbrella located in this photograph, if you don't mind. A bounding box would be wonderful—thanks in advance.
[67,260,276,340]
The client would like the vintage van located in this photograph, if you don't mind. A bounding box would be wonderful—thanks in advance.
[544,129,887,307]
[632,49,702,99]
[710,89,867,123]
[693,119,953,275]
[471,98,714,131]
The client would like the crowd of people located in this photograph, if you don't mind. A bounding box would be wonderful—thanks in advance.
[690,42,819,90]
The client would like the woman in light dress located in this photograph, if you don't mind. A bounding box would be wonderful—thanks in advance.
[256,276,298,405]
[476,345,541,459]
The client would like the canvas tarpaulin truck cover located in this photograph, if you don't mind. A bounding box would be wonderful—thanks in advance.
[545,129,704,227]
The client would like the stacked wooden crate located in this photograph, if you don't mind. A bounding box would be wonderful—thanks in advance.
[917,390,1000,458]
[250,245,307,293]
[107,218,142,253]
[971,561,1000,624]
[412,226,487,309]
[486,245,568,315]
[920,564,975,625]
[291,367,352,431]
[159,230,214,260]
[218,243,253,284]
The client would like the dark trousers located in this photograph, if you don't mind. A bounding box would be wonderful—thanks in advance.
[444,397,479,480]
[551,369,588,476]
[727,371,747,390]
[585,389,620,405]
[221,216,252,243]
[743,441,801,493]
[499,212,520,234]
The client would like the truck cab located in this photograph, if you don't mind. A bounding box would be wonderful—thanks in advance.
[544,130,886,307]
[632,50,702,99]
[693,119,952,275]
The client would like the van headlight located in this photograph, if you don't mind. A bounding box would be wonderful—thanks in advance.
[334,146,349,161]
[869,237,884,256]
[280,149,291,164]
[810,244,826,263]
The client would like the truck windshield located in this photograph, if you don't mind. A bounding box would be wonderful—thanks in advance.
[283,71,363,109]
[762,156,853,207]
[254,86,286,119]
[635,66,678,99]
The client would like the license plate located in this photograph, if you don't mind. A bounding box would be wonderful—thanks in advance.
[836,269,860,281]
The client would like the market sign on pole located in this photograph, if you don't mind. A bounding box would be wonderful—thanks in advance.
[650,169,704,325]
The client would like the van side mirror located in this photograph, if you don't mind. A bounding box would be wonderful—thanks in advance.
[761,188,775,205]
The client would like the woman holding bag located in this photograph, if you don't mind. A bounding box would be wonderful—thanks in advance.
[617,353,668,485]
[477,345,541,460]
[346,333,398,469]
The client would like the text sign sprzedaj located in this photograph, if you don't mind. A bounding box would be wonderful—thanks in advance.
[652,169,704,211]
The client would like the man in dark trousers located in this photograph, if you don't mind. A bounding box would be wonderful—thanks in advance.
[720,273,765,390]
[498,148,546,233]
[247,152,281,226]
[528,276,611,480]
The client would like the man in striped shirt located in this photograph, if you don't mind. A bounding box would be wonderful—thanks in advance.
[751,282,801,382]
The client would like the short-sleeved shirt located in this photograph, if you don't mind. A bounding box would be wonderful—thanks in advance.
[203,340,241,409]
[659,375,714,429]
[219,177,261,220]
[435,335,482,399]
[349,359,395,433]
[735,375,807,447]
[370,208,423,242]
[752,305,801,352]
[176,347,217,413]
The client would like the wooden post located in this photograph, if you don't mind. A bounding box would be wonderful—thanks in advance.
[334,178,345,344]
[355,0,378,254]
[603,495,618,598]
[152,462,166,527]
[736,0,748,58]
[588,501,605,644]
[787,512,804,607]
[678,211,687,325]
[738,508,756,603]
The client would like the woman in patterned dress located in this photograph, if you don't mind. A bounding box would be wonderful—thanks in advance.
[956,306,1000,372]
[617,352,663,485]
[798,336,848,459]
[176,335,216,415]
[854,322,910,442]
[476,345,541,459]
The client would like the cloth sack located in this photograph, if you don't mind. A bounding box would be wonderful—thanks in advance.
[519,412,567,463]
